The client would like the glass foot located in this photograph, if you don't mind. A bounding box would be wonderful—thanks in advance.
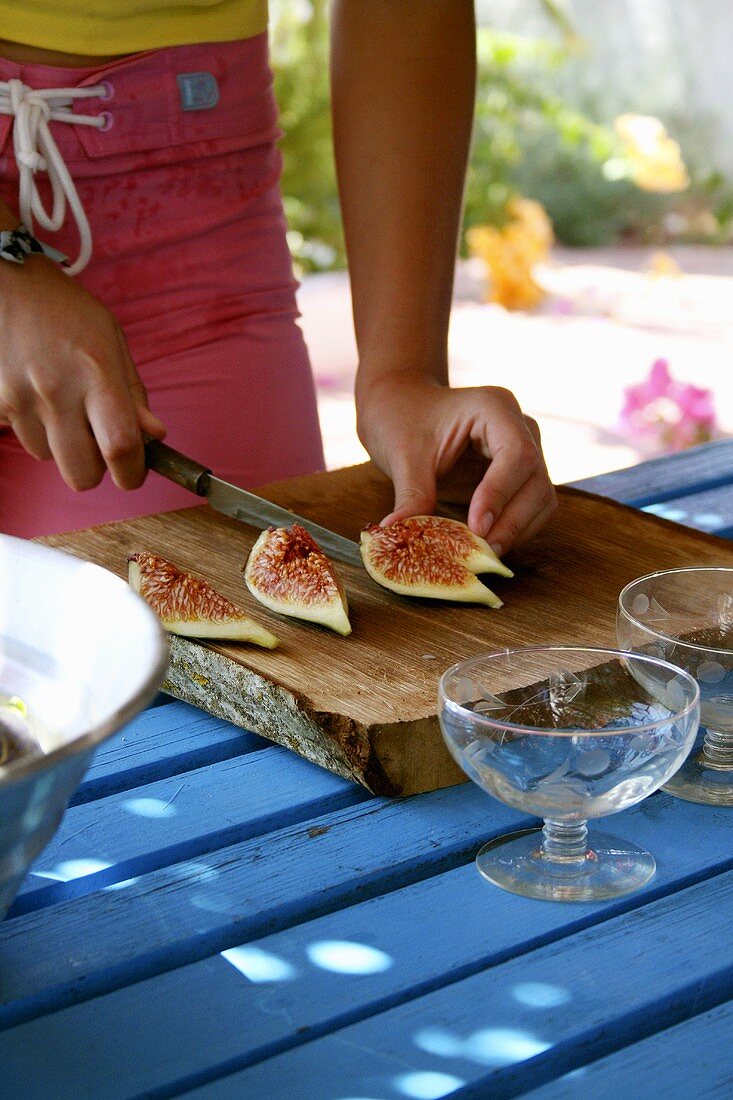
[476,828,656,902]
[662,753,733,806]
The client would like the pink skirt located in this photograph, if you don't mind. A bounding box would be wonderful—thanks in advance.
[0,34,325,537]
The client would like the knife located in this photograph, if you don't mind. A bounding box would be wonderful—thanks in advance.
[144,439,363,567]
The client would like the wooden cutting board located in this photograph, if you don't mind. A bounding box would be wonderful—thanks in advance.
[41,462,733,797]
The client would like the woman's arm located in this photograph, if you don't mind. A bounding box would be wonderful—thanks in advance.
[330,0,556,553]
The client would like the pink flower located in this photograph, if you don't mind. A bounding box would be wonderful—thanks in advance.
[620,358,718,453]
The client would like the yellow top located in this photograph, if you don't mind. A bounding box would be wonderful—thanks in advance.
[0,0,268,55]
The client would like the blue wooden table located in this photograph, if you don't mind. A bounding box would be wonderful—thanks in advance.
[2,439,733,1099]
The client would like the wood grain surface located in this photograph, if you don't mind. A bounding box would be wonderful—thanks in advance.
[40,462,733,796]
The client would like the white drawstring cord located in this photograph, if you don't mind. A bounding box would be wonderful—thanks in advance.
[0,79,107,275]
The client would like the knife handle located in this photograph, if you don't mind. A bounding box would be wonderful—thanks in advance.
[144,439,211,496]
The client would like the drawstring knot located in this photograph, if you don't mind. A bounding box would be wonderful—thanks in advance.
[16,149,46,171]
[0,78,108,274]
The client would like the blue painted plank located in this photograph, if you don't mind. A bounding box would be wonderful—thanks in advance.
[11,745,368,915]
[641,485,733,538]
[71,699,266,806]
[182,870,733,1100]
[2,784,733,1059]
[569,439,733,506]
[0,785,535,1026]
[524,1000,733,1098]
[3,789,733,1098]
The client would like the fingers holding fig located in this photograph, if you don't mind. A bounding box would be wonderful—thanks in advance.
[360,515,512,608]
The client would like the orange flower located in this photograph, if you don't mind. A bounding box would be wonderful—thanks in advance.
[614,114,689,194]
[467,198,553,310]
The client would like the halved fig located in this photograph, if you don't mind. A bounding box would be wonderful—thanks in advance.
[360,515,513,608]
[243,523,351,636]
[128,552,279,647]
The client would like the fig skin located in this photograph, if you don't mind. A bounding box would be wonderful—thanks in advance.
[360,515,512,607]
[128,552,279,647]
[243,523,352,636]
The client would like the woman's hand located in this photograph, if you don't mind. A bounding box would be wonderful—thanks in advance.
[356,370,557,556]
[0,254,165,492]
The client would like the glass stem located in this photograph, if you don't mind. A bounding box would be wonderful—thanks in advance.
[700,727,733,770]
[540,819,589,863]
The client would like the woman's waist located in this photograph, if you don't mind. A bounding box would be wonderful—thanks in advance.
[0,34,278,169]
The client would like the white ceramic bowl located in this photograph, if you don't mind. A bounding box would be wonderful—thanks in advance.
[0,534,169,919]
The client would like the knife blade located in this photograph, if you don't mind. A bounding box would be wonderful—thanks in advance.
[144,439,363,567]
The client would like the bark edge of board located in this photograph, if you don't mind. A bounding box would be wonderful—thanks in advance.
[164,635,466,797]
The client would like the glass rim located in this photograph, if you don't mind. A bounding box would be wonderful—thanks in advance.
[618,567,733,657]
[438,644,700,737]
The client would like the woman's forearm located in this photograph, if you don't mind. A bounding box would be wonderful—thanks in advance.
[330,0,476,389]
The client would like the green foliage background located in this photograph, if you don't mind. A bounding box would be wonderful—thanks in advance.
[270,3,728,272]
[271,0,344,273]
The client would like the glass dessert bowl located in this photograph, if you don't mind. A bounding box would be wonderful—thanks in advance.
[439,645,700,901]
[618,566,733,805]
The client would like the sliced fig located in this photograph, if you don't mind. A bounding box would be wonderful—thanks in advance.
[243,524,352,636]
[360,515,513,608]
[128,552,279,647]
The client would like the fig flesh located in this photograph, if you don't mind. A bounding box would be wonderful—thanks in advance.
[360,515,513,608]
[128,552,279,647]
[243,523,351,636]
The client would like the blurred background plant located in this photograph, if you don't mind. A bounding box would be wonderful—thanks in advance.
[270,0,732,280]
[619,358,720,455]
[270,0,344,274]
[465,196,554,310]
